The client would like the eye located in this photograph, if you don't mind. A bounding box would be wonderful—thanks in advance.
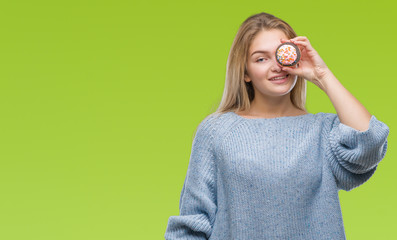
[256,57,268,62]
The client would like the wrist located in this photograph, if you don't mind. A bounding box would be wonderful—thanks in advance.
[317,68,336,92]
[316,67,332,80]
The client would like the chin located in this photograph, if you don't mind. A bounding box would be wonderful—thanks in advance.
[270,76,298,96]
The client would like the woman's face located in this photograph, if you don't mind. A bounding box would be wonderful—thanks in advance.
[245,29,298,97]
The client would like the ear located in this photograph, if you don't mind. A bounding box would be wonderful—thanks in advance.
[244,73,251,82]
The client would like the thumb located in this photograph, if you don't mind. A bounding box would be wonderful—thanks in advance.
[281,66,297,75]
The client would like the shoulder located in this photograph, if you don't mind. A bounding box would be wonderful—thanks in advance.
[198,111,235,127]
[311,112,338,123]
[303,112,340,134]
[193,112,223,138]
[193,112,235,139]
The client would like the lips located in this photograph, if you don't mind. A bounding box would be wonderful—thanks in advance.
[269,74,289,81]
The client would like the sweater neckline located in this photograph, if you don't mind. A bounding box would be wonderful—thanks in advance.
[229,111,312,121]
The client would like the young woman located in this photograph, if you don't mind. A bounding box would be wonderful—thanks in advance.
[164,12,389,239]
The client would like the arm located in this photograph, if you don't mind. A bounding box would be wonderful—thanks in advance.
[281,36,372,131]
[280,36,390,191]
[322,71,389,191]
[164,116,218,239]
[325,113,389,191]
[321,69,372,132]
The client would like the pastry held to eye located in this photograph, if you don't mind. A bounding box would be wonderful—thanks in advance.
[275,42,301,67]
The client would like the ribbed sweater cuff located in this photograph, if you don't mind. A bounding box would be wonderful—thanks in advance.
[328,115,389,174]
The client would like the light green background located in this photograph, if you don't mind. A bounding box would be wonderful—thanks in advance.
[0,0,395,239]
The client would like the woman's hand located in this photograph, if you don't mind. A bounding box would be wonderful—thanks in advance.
[280,36,332,91]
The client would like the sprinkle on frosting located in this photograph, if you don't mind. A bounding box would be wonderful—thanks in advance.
[276,44,298,65]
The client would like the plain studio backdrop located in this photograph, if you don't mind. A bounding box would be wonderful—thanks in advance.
[0,0,395,239]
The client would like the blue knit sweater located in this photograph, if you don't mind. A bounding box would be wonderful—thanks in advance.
[164,111,389,240]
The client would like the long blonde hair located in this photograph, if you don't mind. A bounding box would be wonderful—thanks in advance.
[208,12,307,119]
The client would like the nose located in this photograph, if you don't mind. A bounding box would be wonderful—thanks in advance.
[271,58,283,72]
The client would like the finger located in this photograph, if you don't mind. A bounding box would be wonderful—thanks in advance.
[291,36,310,42]
[291,40,308,47]
[291,40,314,52]
[280,38,291,43]
[281,65,298,75]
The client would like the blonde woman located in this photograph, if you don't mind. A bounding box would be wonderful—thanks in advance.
[165,12,389,239]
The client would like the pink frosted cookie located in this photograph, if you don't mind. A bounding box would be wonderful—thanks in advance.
[275,42,301,66]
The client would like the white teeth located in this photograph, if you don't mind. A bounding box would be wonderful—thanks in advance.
[271,75,288,80]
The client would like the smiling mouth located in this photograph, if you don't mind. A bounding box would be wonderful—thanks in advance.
[269,74,289,81]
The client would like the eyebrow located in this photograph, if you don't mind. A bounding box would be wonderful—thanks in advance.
[251,50,272,56]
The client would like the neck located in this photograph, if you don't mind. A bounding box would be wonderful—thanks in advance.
[247,93,300,118]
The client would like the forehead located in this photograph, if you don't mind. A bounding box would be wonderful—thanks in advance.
[249,29,288,55]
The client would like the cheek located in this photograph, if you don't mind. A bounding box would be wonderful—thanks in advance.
[250,65,269,79]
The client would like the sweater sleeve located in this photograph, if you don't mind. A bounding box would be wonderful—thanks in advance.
[164,117,218,240]
[325,114,389,192]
